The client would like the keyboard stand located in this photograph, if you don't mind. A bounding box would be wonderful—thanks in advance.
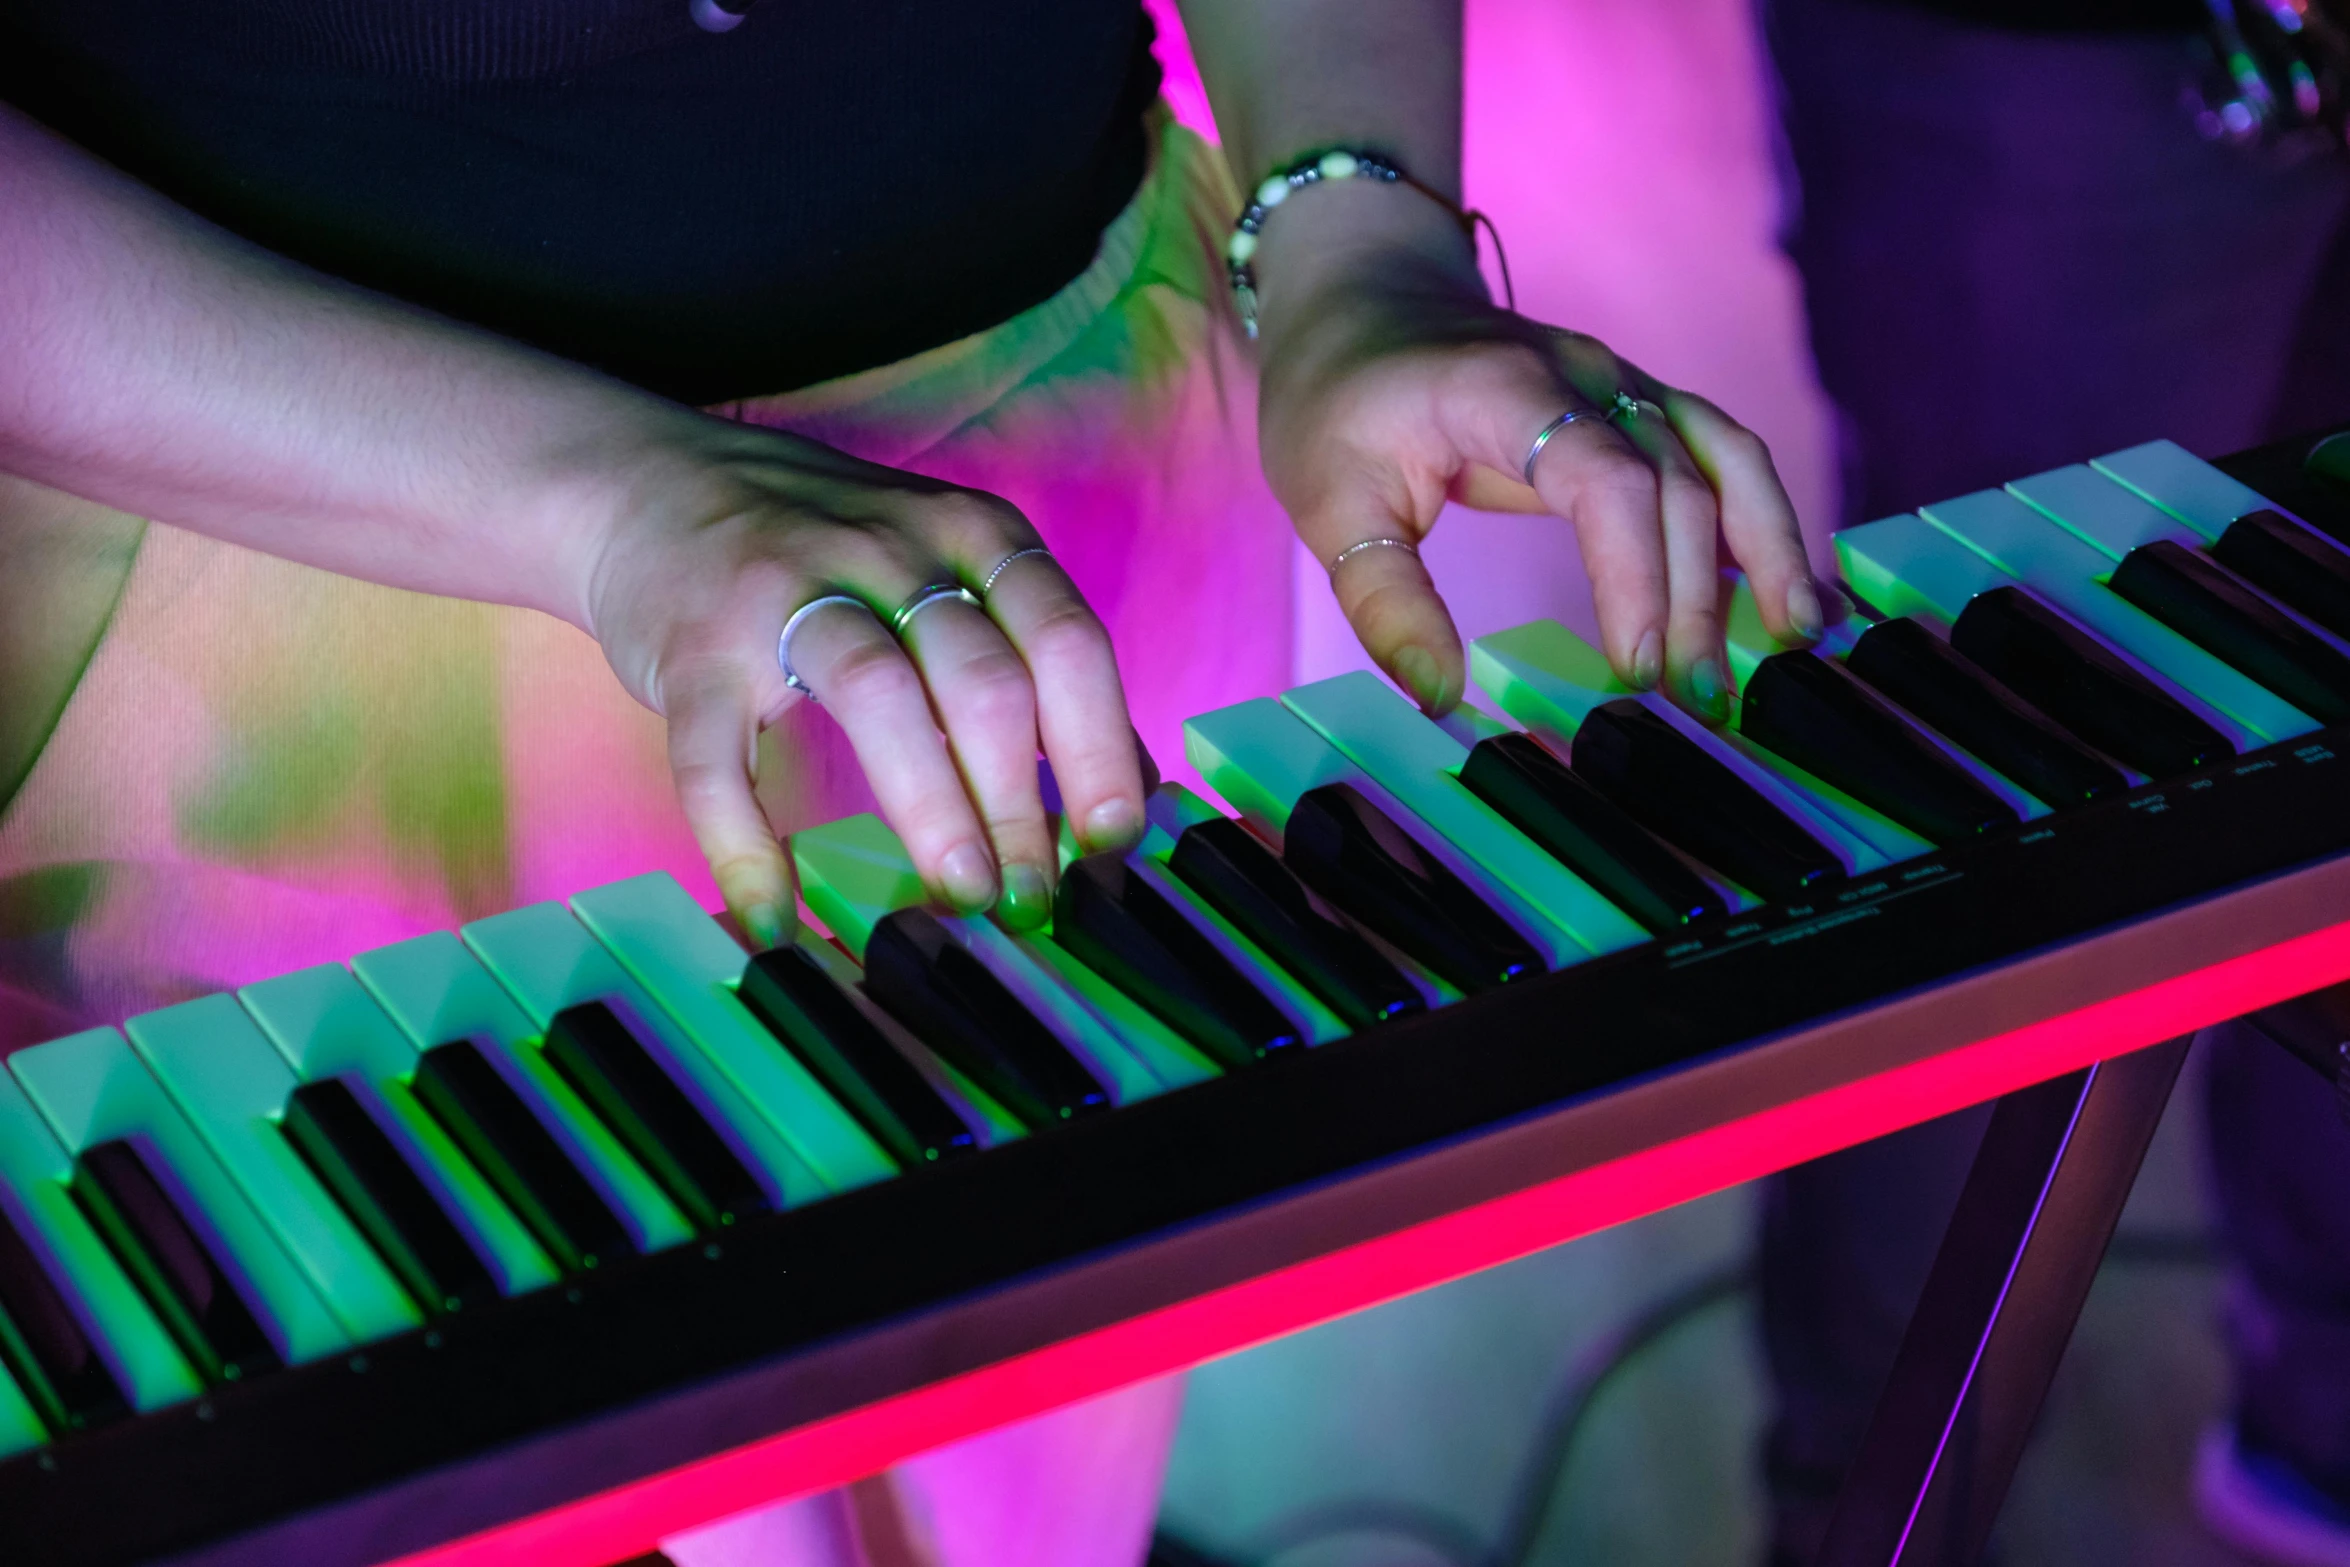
[2243,982,2350,1124]
[1819,1033,2192,1567]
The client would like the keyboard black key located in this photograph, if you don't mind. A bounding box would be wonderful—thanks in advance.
[862,909,1112,1131]
[739,945,977,1166]
[413,1042,634,1274]
[1949,585,2233,778]
[1457,731,1723,935]
[1569,699,1844,902]
[1844,617,2126,809]
[541,1003,770,1233]
[72,1141,279,1385]
[1280,783,1542,994]
[1736,650,2019,845]
[2209,508,2350,642]
[1053,853,1305,1071]
[2106,538,2350,725]
[0,1203,127,1433]
[281,1080,495,1317]
[1168,817,1424,1031]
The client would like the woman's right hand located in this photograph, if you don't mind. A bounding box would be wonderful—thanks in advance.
[575,415,1147,949]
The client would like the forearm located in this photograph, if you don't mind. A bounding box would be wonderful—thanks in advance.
[0,102,710,626]
[1175,0,1479,334]
[1177,0,1462,204]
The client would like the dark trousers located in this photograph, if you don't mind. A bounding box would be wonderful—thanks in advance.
[1760,1,2350,1559]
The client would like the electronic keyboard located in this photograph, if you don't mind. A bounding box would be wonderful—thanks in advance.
[8,431,2350,1567]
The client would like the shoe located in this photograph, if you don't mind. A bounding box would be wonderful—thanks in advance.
[2196,1423,2350,1567]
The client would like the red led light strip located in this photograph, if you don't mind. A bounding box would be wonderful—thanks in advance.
[388,914,2350,1567]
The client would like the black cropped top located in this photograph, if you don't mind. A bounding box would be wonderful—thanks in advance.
[0,0,1160,402]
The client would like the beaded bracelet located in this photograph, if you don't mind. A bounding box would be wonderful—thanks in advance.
[1226,147,1513,338]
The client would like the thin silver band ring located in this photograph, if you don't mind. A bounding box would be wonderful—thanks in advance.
[980,546,1053,598]
[777,593,872,698]
[1327,537,1420,575]
[1522,408,1594,486]
[1607,390,1664,425]
[891,583,983,638]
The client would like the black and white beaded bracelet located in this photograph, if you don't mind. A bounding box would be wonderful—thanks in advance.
[1227,150,1405,338]
[1226,147,1508,339]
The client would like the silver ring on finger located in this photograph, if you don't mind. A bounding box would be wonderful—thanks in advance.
[891,582,983,638]
[1522,408,1596,487]
[1327,537,1420,576]
[777,593,875,699]
[979,545,1053,599]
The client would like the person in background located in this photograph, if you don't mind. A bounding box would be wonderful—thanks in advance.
[1757,2,2350,1562]
[0,0,1823,1561]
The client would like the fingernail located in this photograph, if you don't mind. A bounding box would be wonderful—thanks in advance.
[1394,645,1446,712]
[1085,797,1141,851]
[998,862,1053,931]
[1631,630,1664,691]
[1787,578,1824,642]
[1690,657,1729,720]
[742,901,786,952]
[939,842,999,913]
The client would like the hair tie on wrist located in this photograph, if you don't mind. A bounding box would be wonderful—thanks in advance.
[1225,147,1514,339]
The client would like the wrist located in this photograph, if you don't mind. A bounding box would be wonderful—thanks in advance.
[1246,176,1486,352]
[528,397,752,634]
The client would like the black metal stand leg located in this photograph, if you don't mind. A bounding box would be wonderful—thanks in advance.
[2243,983,2350,1125]
[1816,1034,2193,1567]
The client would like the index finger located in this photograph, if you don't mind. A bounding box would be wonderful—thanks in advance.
[1321,531,1464,713]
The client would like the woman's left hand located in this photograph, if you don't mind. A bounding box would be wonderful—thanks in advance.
[1252,185,1826,722]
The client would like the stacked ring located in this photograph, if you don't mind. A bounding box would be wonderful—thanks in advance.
[891,583,983,637]
[778,580,992,702]
[980,546,1053,598]
[777,594,871,698]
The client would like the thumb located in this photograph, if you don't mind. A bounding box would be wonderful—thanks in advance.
[663,662,798,951]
